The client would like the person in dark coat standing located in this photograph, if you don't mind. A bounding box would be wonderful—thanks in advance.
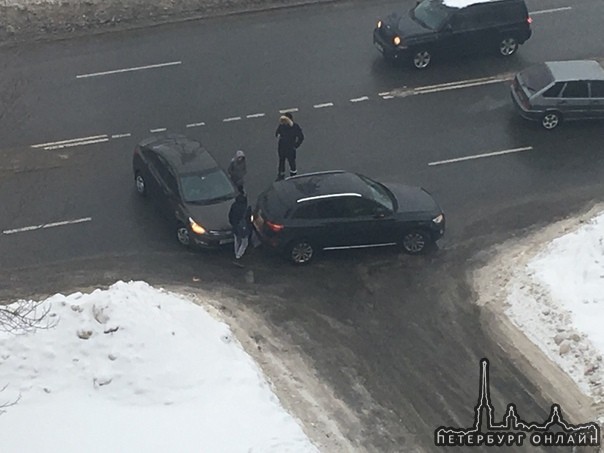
[275,112,304,181]
[227,150,247,194]
[228,193,252,265]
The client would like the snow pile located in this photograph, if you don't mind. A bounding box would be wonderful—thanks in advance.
[0,281,317,453]
[506,212,604,406]
[443,0,500,8]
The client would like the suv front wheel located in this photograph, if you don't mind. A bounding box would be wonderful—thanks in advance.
[287,239,315,265]
[412,49,432,69]
[401,230,431,255]
[498,37,518,57]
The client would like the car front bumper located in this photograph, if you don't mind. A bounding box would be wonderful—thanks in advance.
[373,29,409,60]
[191,230,234,249]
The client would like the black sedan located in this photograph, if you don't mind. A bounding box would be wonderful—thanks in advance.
[253,170,445,264]
[132,134,238,248]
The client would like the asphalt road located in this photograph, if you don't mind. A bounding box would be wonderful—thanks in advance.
[1,0,604,451]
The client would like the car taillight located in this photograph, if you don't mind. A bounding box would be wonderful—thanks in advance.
[527,16,532,24]
[266,221,284,232]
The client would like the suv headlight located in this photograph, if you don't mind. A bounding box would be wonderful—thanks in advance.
[393,35,402,46]
[432,214,444,224]
[189,217,206,235]
[377,20,382,28]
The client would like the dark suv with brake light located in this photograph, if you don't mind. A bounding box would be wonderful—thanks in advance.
[373,0,532,69]
[253,171,445,264]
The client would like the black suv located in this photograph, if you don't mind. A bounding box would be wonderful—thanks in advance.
[253,171,445,264]
[374,0,532,69]
[132,134,237,248]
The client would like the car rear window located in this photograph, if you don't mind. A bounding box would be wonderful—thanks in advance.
[520,64,554,94]
[259,187,290,219]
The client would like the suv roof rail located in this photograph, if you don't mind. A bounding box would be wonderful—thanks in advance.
[297,193,362,203]
[285,170,346,180]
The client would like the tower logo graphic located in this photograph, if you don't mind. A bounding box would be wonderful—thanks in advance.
[434,358,601,447]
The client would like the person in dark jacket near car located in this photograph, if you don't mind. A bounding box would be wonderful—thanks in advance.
[275,112,304,180]
[228,193,252,265]
[227,150,246,194]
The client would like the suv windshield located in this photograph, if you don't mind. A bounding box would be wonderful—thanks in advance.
[358,175,395,211]
[412,0,451,30]
[179,168,236,204]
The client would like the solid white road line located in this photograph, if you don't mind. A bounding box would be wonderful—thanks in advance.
[111,133,131,139]
[76,61,182,79]
[31,135,108,148]
[150,128,167,133]
[3,217,92,235]
[428,146,533,166]
[531,6,572,15]
[279,108,298,114]
[43,138,110,150]
[186,122,205,128]
[223,116,242,122]
[350,96,369,103]
[246,113,266,118]
[382,95,394,99]
[313,103,334,109]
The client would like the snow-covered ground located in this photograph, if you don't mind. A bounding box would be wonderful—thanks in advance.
[0,281,317,453]
[501,210,604,421]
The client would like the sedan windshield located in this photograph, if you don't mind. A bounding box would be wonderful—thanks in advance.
[412,0,451,30]
[180,168,236,204]
[359,175,395,211]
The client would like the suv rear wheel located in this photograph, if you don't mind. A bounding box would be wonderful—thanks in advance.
[498,37,518,57]
[287,239,315,265]
[541,111,562,130]
[402,230,430,255]
[412,50,432,69]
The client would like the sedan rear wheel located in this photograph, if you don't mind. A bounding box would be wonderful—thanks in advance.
[402,230,430,255]
[412,50,431,69]
[176,224,191,247]
[541,111,561,130]
[134,172,146,196]
[288,240,315,265]
[499,37,518,57]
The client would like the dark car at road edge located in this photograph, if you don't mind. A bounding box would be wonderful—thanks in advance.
[253,170,445,264]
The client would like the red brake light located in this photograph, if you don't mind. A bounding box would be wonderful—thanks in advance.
[527,16,532,24]
[266,221,284,232]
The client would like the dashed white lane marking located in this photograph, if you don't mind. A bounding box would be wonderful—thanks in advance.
[378,92,390,96]
[313,102,334,109]
[279,108,298,114]
[382,95,394,100]
[186,122,205,128]
[531,6,572,15]
[3,217,92,235]
[350,96,369,103]
[31,135,108,149]
[111,133,131,139]
[223,116,242,122]
[150,128,167,133]
[76,61,182,79]
[246,113,266,119]
[428,146,533,166]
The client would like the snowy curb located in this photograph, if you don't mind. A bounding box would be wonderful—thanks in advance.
[471,203,604,438]
[0,0,352,44]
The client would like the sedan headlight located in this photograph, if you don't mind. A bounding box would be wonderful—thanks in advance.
[189,217,206,235]
[393,35,401,46]
[377,20,382,28]
[432,214,444,224]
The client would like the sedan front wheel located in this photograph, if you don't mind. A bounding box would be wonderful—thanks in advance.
[541,111,561,130]
[412,50,432,69]
[176,224,191,247]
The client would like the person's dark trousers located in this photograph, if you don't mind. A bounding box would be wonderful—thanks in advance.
[278,149,297,180]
